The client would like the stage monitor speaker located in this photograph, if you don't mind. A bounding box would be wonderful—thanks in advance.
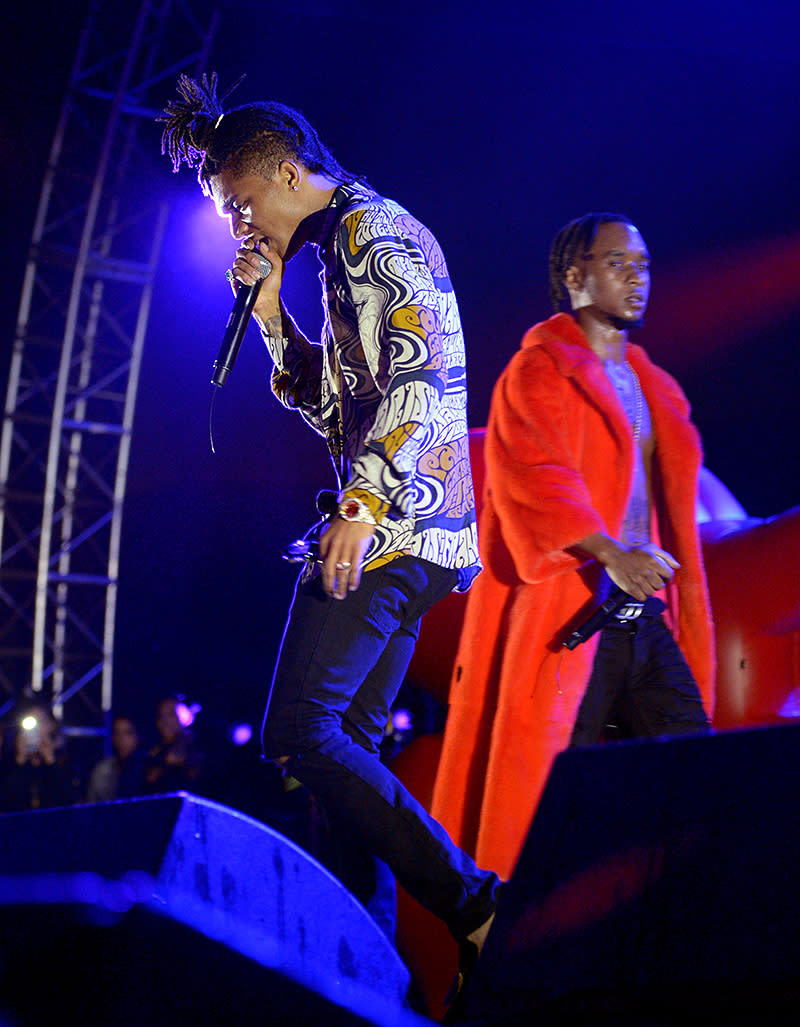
[0,793,423,1027]
[465,723,800,1026]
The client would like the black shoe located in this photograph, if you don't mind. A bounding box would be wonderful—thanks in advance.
[442,886,502,1023]
[440,937,479,1024]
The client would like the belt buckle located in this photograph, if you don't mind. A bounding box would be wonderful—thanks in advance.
[615,601,645,622]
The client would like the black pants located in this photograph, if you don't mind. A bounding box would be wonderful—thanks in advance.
[570,610,711,747]
[261,556,500,942]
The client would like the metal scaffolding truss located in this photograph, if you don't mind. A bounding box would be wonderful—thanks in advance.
[0,0,218,739]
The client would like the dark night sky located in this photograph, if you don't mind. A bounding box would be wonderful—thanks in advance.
[2,0,799,734]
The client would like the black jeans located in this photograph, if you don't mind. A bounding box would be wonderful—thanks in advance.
[262,555,500,941]
[570,609,711,747]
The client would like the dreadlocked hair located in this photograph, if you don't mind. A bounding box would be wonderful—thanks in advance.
[548,212,633,312]
[159,72,356,195]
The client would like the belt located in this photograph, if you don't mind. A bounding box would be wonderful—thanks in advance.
[613,596,666,623]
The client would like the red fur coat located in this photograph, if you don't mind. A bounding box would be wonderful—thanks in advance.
[430,313,715,879]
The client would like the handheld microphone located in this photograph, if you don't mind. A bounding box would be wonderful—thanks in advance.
[211,255,273,387]
[562,586,633,650]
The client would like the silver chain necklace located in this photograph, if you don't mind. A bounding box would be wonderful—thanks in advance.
[604,359,643,443]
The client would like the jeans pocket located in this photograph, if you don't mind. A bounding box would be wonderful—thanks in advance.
[365,588,403,637]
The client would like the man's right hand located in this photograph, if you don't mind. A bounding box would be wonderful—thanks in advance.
[577,533,679,601]
[228,239,283,324]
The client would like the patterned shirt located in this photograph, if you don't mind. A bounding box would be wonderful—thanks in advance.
[260,181,480,590]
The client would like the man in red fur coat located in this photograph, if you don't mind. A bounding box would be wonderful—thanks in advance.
[432,214,715,881]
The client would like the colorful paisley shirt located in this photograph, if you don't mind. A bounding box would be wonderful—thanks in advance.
[260,181,481,590]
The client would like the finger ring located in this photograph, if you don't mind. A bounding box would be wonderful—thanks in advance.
[336,561,352,570]
[225,269,234,282]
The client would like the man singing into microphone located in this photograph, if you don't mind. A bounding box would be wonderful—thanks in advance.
[431,214,715,882]
[159,75,500,962]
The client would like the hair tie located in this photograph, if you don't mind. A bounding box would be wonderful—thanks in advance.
[214,113,224,129]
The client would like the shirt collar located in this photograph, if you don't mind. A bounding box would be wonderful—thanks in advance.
[302,180,375,252]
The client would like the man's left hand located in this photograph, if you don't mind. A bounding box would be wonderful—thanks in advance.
[319,518,376,599]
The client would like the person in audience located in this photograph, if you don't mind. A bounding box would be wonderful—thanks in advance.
[86,713,146,802]
[0,704,78,812]
[144,696,204,794]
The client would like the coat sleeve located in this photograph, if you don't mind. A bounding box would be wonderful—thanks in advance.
[261,309,325,425]
[486,347,614,584]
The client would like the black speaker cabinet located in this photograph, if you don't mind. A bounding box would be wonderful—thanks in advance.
[466,724,800,1025]
[0,793,419,1026]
